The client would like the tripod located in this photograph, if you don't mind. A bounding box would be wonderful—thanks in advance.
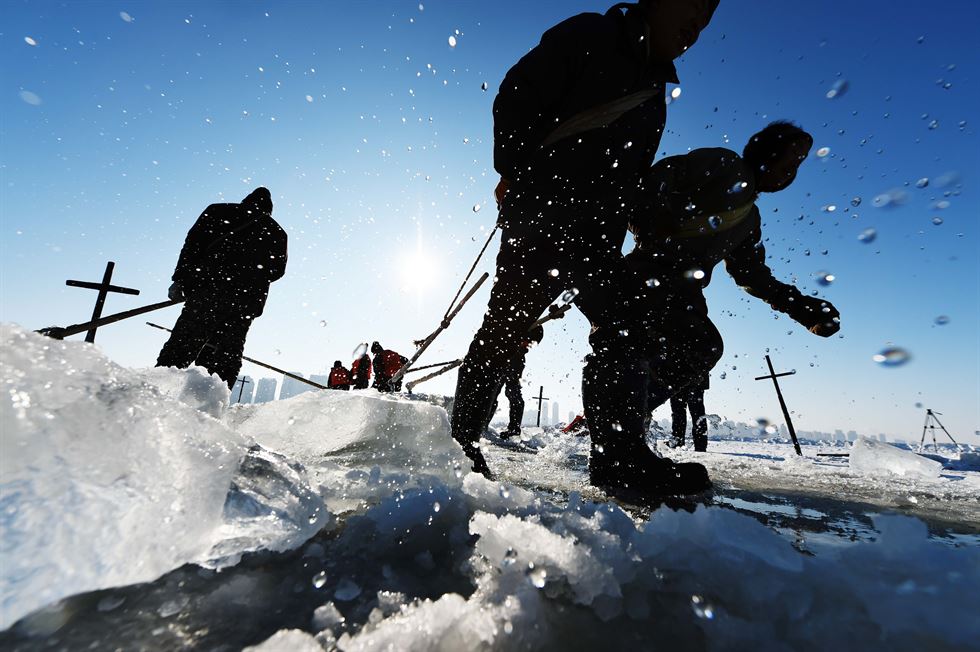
[918,409,961,453]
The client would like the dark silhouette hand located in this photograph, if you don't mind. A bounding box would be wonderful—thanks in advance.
[168,281,185,302]
[794,297,840,337]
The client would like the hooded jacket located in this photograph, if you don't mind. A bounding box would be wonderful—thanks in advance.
[172,188,287,317]
[627,148,804,314]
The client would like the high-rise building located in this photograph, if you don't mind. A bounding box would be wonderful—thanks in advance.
[551,402,559,426]
[230,375,254,404]
[253,378,278,403]
[568,411,576,424]
[310,374,330,389]
[279,372,313,400]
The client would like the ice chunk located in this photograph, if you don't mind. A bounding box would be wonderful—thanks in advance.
[311,601,345,632]
[849,436,942,479]
[244,629,323,651]
[0,325,327,627]
[0,325,246,626]
[225,390,468,489]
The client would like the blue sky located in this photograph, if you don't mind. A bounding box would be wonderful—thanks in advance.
[2,0,978,442]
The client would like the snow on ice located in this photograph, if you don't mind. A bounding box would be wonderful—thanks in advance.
[2,324,979,650]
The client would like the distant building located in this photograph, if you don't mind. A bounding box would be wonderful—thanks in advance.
[878,433,887,442]
[522,409,537,427]
[310,374,330,389]
[552,402,559,426]
[279,372,313,400]
[568,411,576,425]
[253,378,278,403]
[230,375,254,405]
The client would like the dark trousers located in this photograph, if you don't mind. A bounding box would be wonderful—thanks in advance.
[489,371,524,433]
[156,301,253,389]
[670,385,708,450]
[452,196,661,462]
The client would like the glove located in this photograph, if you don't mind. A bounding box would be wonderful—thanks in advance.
[168,281,185,302]
[787,295,840,337]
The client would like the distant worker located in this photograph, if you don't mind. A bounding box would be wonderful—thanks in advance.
[351,352,372,390]
[668,376,709,451]
[493,325,544,440]
[327,360,351,391]
[156,187,287,389]
[371,341,409,393]
[627,121,841,434]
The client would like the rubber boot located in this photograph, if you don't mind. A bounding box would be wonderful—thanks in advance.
[450,355,499,480]
[583,351,710,497]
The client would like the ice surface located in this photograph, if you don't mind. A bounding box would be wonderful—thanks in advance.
[3,323,979,650]
[0,325,326,627]
[243,628,323,651]
[850,435,942,479]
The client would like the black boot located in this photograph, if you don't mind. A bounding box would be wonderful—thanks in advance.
[583,351,710,497]
[450,356,499,480]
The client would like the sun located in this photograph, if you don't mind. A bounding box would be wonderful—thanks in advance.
[401,250,439,295]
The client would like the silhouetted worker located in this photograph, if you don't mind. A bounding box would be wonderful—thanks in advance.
[452,0,719,495]
[156,187,287,389]
[492,324,544,440]
[327,360,351,391]
[351,352,372,390]
[627,121,841,442]
[371,342,408,393]
[668,377,709,451]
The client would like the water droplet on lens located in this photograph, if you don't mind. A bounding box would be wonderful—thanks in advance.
[825,79,849,99]
[671,87,682,99]
[312,571,327,589]
[472,203,482,212]
[931,217,943,225]
[120,11,134,23]
[481,81,488,91]
[24,36,37,46]
[691,594,715,619]
[645,278,660,287]
[708,215,723,229]
[611,422,623,432]
[934,315,950,325]
[873,347,911,367]
[502,548,518,566]
[928,119,939,130]
[548,268,559,277]
[915,177,929,188]
[684,268,706,281]
[814,270,835,286]
[528,566,547,588]
[857,228,877,243]
[816,146,831,157]
[850,196,862,207]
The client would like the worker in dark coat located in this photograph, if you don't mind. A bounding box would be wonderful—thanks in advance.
[668,376,709,451]
[371,342,408,393]
[351,352,372,390]
[451,0,719,496]
[327,360,351,390]
[626,121,841,448]
[156,187,287,388]
[492,324,544,440]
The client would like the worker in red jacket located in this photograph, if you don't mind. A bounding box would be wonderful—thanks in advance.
[351,352,372,390]
[371,341,409,392]
[327,360,351,391]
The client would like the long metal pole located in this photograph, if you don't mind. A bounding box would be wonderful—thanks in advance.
[147,322,328,390]
[405,360,463,393]
[765,355,803,456]
[38,299,182,340]
[389,271,489,387]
